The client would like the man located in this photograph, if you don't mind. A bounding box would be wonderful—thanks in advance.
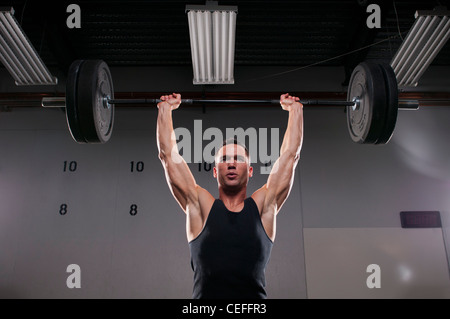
[157,93,303,299]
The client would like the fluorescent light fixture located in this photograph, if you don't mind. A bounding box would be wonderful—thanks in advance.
[390,6,450,87]
[0,7,57,85]
[186,1,237,85]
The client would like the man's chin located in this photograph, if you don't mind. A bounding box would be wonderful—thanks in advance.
[222,180,243,190]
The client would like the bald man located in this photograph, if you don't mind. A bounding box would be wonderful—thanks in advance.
[157,93,303,299]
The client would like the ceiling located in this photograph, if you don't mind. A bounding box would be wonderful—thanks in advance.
[2,0,450,85]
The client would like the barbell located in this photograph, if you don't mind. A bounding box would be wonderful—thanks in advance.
[41,59,419,144]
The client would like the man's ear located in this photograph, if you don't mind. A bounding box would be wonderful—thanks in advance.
[213,166,217,178]
[248,165,253,178]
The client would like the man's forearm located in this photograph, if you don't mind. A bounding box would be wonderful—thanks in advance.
[279,106,303,158]
[157,105,177,159]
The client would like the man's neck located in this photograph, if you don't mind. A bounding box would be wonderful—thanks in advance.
[218,187,247,211]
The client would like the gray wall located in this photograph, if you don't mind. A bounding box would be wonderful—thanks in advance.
[300,105,450,298]
[0,65,450,298]
[0,106,306,298]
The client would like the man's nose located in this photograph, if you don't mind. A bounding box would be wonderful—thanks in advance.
[227,161,236,168]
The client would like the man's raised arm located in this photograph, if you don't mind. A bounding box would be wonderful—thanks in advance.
[252,93,304,215]
[156,93,200,212]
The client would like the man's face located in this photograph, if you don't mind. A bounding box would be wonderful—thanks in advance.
[213,144,253,190]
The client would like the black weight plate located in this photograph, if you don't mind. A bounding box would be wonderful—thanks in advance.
[347,62,387,144]
[76,60,114,143]
[375,63,398,145]
[66,60,87,143]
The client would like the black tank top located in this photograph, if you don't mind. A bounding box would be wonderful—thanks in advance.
[189,197,273,299]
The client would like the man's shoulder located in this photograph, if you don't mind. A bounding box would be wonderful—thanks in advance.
[196,186,215,199]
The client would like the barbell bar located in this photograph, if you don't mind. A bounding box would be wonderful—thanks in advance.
[42,97,359,107]
[109,99,419,110]
[41,96,419,109]
[41,59,420,145]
